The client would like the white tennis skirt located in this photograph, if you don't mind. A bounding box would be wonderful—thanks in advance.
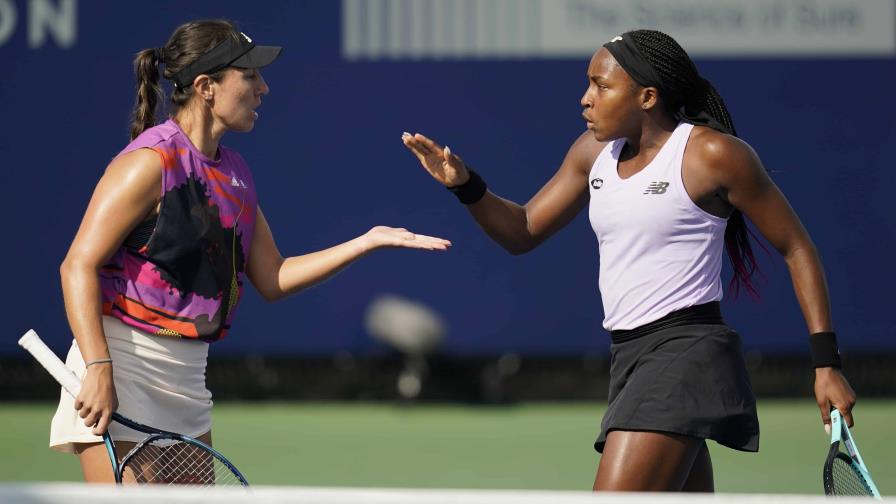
[50,316,212,453]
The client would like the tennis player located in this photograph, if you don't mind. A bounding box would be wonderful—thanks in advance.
[52,19,450,483]
[403,29,855,492]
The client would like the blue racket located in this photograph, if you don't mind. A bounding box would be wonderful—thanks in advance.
[19,329,248,486]
[823,409,880,498]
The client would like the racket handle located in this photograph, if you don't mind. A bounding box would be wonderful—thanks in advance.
[18,329,83,398]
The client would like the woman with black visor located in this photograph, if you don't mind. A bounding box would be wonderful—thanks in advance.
[53,19,450,483]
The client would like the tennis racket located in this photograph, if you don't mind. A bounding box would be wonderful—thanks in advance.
[823,409,880,498]
[19,329,249,486]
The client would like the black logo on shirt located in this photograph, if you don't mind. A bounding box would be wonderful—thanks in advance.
[591,178,603,189]
[643,181,669,194]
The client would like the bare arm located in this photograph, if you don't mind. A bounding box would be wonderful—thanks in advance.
[402,132,606,254]
[695,134,831,332]
[60,148,162,434]
[690,130,856,428]
[247,208,451,302]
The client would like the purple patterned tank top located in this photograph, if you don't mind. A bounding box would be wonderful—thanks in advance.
[99,119,257,342]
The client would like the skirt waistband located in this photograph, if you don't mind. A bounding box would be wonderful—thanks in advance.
[610,302,725,344]
[104,316,208,359]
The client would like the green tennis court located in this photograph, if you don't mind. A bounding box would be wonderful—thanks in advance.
[2,399,891,494]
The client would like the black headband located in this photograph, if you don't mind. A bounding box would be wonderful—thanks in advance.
[168,31,282,90]
[602,33,733,135]
[603,34,662,90]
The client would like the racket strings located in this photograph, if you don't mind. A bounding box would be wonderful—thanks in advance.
[122,439,243,486]
[830,454,874,496]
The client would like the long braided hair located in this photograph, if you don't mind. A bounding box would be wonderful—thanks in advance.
[627,29,763,298]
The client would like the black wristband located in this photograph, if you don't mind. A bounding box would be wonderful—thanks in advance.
[446,169,487,205]
[809,331,842,368]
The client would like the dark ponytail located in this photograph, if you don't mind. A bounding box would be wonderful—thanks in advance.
[128,20,238,141]
[130,48,163,140]
[627,29,764,298]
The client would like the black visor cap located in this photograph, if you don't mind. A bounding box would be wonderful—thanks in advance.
[230,44,281,69]
[170,31,282,89]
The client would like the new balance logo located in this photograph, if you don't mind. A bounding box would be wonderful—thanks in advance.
[643,181,669,194]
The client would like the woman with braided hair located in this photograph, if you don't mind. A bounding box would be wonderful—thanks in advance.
[403,29,855,491]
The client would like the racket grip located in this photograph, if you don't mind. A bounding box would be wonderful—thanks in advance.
[18,329,83,398]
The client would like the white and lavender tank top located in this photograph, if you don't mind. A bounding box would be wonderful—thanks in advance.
[588,122,728,331]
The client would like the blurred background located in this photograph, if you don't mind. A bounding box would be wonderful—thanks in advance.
[0,0,893,494]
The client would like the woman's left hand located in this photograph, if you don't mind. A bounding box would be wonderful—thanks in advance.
[814,367,856,433]
[360,226,452,252]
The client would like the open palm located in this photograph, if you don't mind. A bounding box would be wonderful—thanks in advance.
[401,132,469,187]
[364,226,451,251]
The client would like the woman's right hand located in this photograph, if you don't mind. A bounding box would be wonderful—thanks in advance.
[401,132,470,187]
[74,362,118,435]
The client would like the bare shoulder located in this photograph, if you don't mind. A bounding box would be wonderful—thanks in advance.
[687,126,764,187]
[103,147,164,187]
[93,147,165,211]
[566,130,610,176]
[688,126,757,163]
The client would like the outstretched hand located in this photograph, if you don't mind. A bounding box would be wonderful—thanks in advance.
[361,226,451,252]
[401,132,469,187]
[814,367,856,434]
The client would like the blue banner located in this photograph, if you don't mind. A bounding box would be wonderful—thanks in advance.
[2,1,893,356]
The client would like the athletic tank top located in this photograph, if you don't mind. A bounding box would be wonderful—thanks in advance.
[99,119,258,342]
[588,122,727,331]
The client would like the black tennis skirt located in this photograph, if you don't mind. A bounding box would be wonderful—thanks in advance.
[594,302,760,453]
